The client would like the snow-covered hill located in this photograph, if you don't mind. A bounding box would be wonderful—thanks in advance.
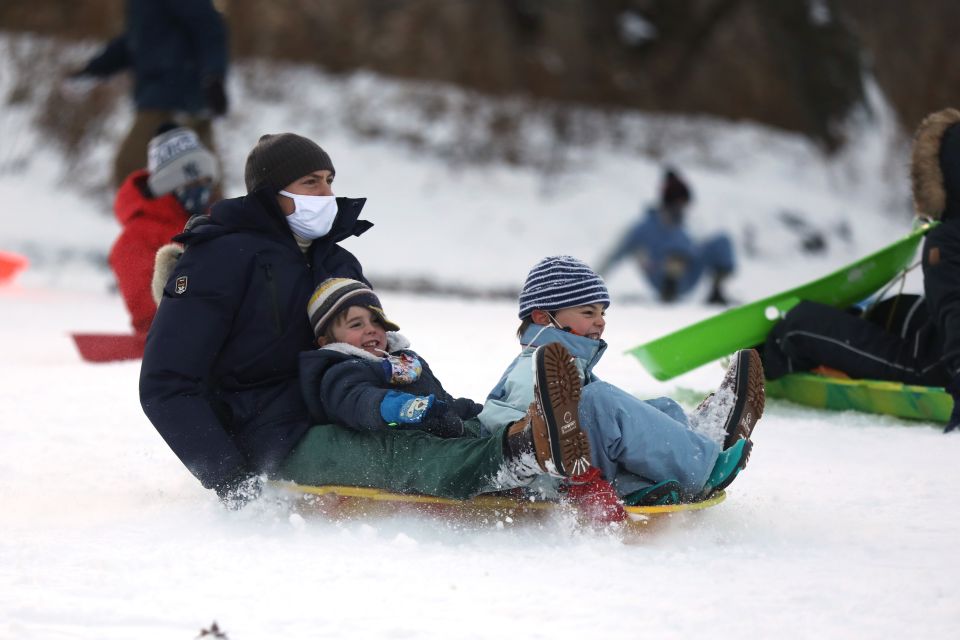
[2,33,957,640]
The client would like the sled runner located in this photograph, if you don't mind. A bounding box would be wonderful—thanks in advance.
[273,482,726,525]
[0,250,28,285]
[629,223,933,381]
[766,373,950,424]
[71,332,146,363]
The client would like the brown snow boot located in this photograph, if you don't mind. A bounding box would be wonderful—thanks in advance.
[504,343,592,479]
[690,349,765,449]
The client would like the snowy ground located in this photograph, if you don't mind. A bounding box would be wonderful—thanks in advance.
[2,33,959,640]
[2,286,959,639]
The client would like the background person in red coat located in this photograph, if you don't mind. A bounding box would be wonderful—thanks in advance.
[109,124,220,335]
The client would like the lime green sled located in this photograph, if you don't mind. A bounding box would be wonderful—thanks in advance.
[766,374,951,424]
[629,223,934,381]
[271,482,726,526]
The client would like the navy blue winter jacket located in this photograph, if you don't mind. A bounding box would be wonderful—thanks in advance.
[299,334,482,431]
[139,190,371,489]
[80,0,228,113]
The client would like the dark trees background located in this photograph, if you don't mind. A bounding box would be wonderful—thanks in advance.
[2,0,955,151]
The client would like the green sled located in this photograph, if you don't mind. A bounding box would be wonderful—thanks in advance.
[766,374,950,424]
[628,223,934,381]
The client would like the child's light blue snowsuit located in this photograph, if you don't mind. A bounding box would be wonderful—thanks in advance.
[477,325,720,496]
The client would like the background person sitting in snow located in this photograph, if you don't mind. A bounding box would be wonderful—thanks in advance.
[760,108,960,433]
[478,255,765,505]
[299,278,483,439]
[599,168,735,304]
[110,123,219,336]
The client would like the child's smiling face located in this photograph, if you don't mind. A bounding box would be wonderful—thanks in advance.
[551,304,607,340]
[330,306,388,355]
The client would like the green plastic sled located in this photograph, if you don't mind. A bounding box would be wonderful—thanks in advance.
[766,374,951,424]
[629,223,933,381]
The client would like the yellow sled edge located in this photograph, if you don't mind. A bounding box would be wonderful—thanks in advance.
[272,481,726,516]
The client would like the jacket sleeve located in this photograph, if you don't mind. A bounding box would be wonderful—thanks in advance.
[164,0,229,79]
[138,240,250,490]
[79,35,131,77]
[318,360,391,430]
[477,357,532,432]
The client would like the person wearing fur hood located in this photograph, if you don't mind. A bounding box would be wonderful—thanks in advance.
[298,278,482,440]
[760,108,960,432]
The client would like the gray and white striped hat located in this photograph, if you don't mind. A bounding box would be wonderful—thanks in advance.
[308,278,400,337]
[518,255,610,319]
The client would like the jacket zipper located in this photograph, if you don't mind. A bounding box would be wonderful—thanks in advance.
[261,263,283,335]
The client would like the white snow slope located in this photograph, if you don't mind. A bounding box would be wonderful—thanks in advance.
[1,34,958,640]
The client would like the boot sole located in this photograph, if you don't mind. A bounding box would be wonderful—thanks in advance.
[533,343,592,477]
[724,349,766,449]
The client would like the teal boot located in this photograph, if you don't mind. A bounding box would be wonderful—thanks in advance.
[699,439,753,500]
[623,479,682,507]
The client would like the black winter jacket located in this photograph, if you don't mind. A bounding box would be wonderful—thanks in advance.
[299,334,482,431]
[81,0,228,112]
[139,189,372,489]
[922,217,960,378]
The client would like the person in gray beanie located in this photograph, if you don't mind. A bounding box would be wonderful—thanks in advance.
[761,108,960,432]
[478,255,765,509]
[109,123,221,336]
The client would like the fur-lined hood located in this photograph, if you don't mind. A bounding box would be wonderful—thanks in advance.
[151,242,184,305]
[317,332,411,360]
[911,108,960,220]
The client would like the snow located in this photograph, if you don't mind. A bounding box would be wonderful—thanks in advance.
[2,34,959,639]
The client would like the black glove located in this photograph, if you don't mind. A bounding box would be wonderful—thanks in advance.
[203,76,228,116]
[417,400,466,438]
[448,397,483,419]
[214,472,262,510]
[946,375,960,433]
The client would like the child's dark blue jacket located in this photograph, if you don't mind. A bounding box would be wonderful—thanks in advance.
[299,333,481,432]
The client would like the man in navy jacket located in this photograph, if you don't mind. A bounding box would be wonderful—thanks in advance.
[140,133,370,504]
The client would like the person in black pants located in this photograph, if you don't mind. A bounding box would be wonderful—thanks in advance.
[761,108,960,432]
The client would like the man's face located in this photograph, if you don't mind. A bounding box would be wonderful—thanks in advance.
[277,170,335,215]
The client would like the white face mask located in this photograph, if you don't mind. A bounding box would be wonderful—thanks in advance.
[279,191,338,240]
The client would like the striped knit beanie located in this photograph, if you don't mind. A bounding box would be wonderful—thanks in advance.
[307,278,400,338]
[518,256,610,319]
[244,133,335,193]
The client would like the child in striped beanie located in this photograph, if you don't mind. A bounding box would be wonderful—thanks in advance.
[478,256,765,507]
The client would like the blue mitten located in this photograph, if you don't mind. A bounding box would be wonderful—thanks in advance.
[380,391,434,425]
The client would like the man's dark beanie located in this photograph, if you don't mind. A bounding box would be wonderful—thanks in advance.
[243,133,335,193]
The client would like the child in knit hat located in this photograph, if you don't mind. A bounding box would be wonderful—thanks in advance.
[478,255,766,506]
[299,279,593,485]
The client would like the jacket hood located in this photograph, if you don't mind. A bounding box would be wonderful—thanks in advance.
[519,324,607,374]
[318,332,411,361]
[176,190,372,247]
[911,108,960,220]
